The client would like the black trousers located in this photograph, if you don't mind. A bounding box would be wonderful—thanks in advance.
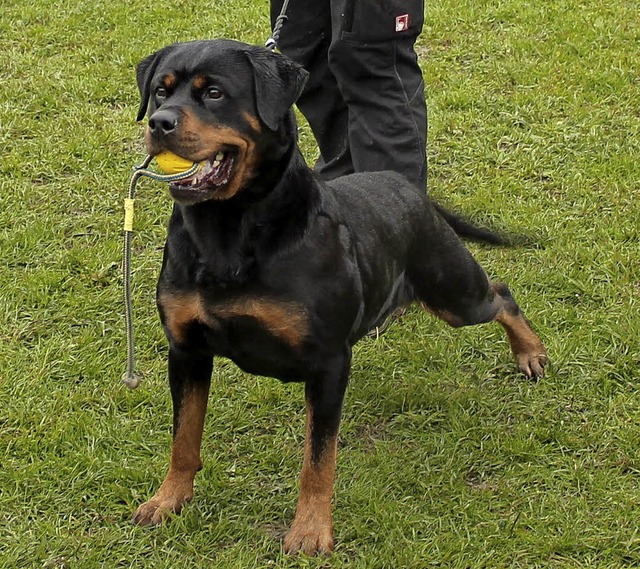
[270,0,428,190]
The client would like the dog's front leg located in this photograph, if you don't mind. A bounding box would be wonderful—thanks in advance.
[132,349,212,526]
[284,350,351,556]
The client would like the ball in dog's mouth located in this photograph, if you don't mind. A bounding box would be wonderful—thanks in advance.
[155,150,202,176]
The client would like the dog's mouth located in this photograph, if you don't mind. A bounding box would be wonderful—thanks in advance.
[169,150,237,202]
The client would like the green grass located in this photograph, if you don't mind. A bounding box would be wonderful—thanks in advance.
[1,0,639,567]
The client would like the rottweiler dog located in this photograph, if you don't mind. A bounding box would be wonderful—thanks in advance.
[131,39,548,555]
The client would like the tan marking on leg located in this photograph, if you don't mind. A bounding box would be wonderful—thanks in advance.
[284,401,336,555]
[495,308,548,379]
[420,302,465,328]
[132,382,210,526]
[158,292,207,344]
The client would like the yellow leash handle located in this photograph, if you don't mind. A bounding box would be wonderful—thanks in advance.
[123,198,135,232]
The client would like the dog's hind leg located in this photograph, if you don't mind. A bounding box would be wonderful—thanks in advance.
[408,242,547,378]
[436,281,548,379]
[488,282,548,378]
[132,350,212,526]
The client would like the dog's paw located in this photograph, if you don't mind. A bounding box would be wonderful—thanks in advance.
[283,518,334,556]
[515,348,548,380]
[132,491,192,526]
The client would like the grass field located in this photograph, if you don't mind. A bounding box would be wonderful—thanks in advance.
[1,0,639,567]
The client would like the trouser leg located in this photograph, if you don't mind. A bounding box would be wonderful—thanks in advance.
[271,0,428,189]
[328,0,427,188]
[271,0,354,178]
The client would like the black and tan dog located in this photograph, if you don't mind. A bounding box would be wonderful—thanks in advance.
[131,39,547,555]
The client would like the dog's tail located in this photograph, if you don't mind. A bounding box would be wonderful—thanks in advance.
[434,203,507,246]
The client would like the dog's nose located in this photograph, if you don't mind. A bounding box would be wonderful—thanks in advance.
[148,109,178,135]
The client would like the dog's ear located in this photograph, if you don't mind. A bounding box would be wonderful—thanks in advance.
[245,49,309,131]
[135,46,172,121]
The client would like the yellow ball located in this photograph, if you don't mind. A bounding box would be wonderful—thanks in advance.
[155,150,201,175]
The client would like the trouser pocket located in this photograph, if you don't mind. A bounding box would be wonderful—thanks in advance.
[342,0,424,42]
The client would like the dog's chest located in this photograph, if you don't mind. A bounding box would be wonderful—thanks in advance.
[158,290,309,359]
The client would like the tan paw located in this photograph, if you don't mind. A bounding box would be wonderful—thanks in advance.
[283,518,334,556]
[515,347,548,379]
[132,490,192,526]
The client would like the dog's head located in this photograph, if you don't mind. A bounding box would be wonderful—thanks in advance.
[136,40,308,204]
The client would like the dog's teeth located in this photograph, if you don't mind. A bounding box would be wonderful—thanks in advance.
[213,160,221,167]
[215,152,224,161]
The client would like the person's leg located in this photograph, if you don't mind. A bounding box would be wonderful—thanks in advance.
[328,0,428,189]
[271,0,355,179]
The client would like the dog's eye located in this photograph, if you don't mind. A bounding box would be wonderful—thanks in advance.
[204,87,224,101]
[155,87,167,99]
